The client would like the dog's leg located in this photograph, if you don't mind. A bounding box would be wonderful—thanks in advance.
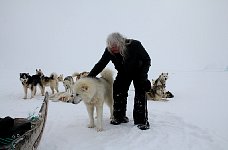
[105,97,114,119]
[42,86,45,96]
[109,105,114,119]
[39,84,45,96]
[64,85,67,92]
[56,82,59,93]
[50,86,55,94]
[70,85,73,94]
[34,86,37,96]
[153,94,159,101]
[86,104,95,128]
[55,86,59,93]
[30,86,35,99]
[23,86,27,99]
[96,104,103,131]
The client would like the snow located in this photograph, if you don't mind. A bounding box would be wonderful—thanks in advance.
[0,0,228,150]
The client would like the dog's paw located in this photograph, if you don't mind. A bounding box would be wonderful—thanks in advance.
[153,98,160,101]
[87,124,95,128]
[165,91,174,98]
[96,127,103,132]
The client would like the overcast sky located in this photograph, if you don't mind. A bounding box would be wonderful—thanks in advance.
[0,0,227,73]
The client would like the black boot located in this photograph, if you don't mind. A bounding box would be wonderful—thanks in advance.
[137,121,150,130]
[110,116,129,125]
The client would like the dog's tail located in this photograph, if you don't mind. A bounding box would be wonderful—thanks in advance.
[72,71,89,81]
[100,68,114,84]
[50,72,58,80]
[72,72,80,81]
[72,72,80,77]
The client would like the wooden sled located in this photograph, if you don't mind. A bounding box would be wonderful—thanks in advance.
[0,92,49,150]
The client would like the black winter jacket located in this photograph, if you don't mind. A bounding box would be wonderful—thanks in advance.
[88,39,151,81]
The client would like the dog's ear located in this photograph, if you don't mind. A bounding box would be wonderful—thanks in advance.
[36,69,42,73]
[152,79,155,85]
[81,85,88,91]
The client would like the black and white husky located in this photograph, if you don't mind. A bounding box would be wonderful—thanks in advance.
[19,70,44,99]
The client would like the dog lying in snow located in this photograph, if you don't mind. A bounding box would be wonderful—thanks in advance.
[49,92,75,102]
[147,73,174,101]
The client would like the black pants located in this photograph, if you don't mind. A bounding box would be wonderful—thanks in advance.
[113,73,148,125]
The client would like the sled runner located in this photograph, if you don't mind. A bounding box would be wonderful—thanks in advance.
[0,92,49,150]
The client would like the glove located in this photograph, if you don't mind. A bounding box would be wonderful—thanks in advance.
[144,79,151,92]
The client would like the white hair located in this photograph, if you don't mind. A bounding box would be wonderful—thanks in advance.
[106,32,127,58]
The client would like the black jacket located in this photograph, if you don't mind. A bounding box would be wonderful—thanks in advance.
[88,39,151,81]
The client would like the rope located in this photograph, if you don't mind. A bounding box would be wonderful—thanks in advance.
[0,136,16,149]
[0,137,14,144]
[27,107,40,121]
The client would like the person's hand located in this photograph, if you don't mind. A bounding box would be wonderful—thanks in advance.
[144,79,151,92]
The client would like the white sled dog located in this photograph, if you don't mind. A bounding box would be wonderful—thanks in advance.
[70,68,114,132]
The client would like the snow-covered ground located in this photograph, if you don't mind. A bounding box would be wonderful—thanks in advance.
[0,0,228,150]
[0,69,228,150]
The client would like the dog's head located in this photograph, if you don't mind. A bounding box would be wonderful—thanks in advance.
[36,69,43,76]
[64,76,74,83]
[159,73,168,81]
[58,74,64,82]
[70,78,96,104]
[69,93,83,104]
[63,77,74,89]
[20,73,30,84]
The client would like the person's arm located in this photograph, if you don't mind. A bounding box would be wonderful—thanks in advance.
[136,41,152,91]
[88,48,111,77]
[136,41,151,79]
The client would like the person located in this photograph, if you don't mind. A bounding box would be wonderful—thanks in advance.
[87,32,151,130]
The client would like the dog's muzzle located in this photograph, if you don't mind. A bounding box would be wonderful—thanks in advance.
[71,94,82,104]
[72,99,82,104]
